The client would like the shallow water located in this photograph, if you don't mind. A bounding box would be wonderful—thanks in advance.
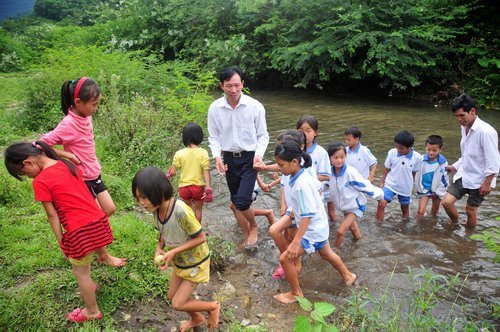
[204,89,499,327]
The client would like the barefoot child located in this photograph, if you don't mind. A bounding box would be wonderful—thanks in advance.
[377,130,422,221]
[4,141,126,323]
[415,135,449,218]
[325,142,383,248]
[167,122,212,223]
[40,78,116,216]
[273,141,356,303]
[132,167,219,331]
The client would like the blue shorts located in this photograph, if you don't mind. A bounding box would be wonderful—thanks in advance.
[301,238,327,255]
[382,187,411,205]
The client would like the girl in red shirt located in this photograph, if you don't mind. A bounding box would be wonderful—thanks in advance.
[4,140,126,323]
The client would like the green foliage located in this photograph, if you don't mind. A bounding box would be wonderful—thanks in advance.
[471,227,500,263]
[295,296,339,331]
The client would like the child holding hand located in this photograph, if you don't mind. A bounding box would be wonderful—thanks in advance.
[132,167,219,331]
[273,141,356,303]
[4,141,126,323]
[168,122,212,223]
[325,142,383,248]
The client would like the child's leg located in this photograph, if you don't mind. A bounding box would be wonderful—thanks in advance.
[95,247,126,267]
[96,190,116,217]
[376,199,388,221]
[417,196,430,218]
[71,264,101,317]
[269,215,292,254]
[318,244,357,285]
[192,199,204,223]
[284,228,302,271]
[335,213,359,248]
[430,197,441,216]
[441,193,459,222]
[400,204,410,219]
[327,201,337,222]
[253,208,275,225]
[274,247,306,303]
[168,273,220,331]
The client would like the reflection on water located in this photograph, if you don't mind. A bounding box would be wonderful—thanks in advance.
[208,89,499,323]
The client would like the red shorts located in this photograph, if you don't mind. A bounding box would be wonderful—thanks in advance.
[178,185,205,201]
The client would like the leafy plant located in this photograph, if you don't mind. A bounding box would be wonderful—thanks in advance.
[471,225,500,263]
[294,296,339,332]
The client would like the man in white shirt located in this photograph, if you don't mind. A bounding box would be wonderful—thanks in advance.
[208,66,270,246]
[442,94,500,228]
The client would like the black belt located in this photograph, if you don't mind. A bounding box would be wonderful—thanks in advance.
[222,150,253,158]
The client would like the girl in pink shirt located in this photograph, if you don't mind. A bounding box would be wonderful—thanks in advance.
[40,77,116,216]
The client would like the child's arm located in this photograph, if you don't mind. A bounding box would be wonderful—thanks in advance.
[286,217,311,259]
[45,146,81,165]
[254,162,280,172]
[380,167,390,187]
[166,165,176,178]
[159,232,207,270]
[279,187,287,216]
[203,169,211,191]
[368,163,378,183]
[316,174,330,182]
[42,202,65,257]
[267,177,282,189]
[256,174,270,192]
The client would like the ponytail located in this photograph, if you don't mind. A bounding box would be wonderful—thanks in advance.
[300,152,312,168]
[60,78,101,115]
[4,141,77,180]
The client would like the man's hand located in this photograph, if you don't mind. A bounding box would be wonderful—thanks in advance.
[215,157,228,175]
[479,178,493,196]
[445,165,457,174]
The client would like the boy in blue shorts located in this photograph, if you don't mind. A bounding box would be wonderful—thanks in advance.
[376,130,422,221]
[344,126,378,183]
[415,135,448,218]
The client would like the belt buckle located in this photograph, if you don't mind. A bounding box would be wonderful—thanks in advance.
[233,151,242,158]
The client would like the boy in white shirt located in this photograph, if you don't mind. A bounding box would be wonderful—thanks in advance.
[415,135,448,218]
[344,126,378,183]
[376,130,422,221]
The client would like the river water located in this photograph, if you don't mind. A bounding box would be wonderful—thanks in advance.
[203,89,499,328]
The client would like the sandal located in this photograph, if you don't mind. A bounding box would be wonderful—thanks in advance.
[272,265,285,279]
[66,308,102,323]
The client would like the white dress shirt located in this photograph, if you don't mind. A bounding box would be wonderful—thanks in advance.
[207,94,269,158]
[452,116,499,189]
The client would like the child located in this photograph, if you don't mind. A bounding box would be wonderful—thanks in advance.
[168,122,212,223]
[377,130,422,221]
[296,115,335,221]
[273,140,356,303]
[415,135,448,218]
[325,142,384,248]
[132,167,220,331]
[40,77,115,216]
[344,126,378,183]
[4,141,126,323]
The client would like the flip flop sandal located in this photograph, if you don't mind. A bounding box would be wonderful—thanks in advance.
[272,265,285,279]
[66,308,102,323]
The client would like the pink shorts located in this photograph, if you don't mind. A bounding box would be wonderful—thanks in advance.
[179,185,205,201]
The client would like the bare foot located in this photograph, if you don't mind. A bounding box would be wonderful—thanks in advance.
[265,209,275,225]
[246,225,258,247]
[207,302,220,330]
[179,314,206,332]
[98,255,127,267]
[274,292,302,303]
[344,273,357,286]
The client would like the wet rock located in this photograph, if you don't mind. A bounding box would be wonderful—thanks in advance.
[241,318,251,326]
[121,312,131,321]
[214,281,236,302]
[229,253,247,264]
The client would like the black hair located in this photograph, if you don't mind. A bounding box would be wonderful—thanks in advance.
[394,130,414,148]
[327,141,347,157]
[451,94,475,113]
[132,166,174,206]
[274,140,312,168]
[4,140,77,180]
[344,126,362,139]
[296,115,319,142]
[61,77,101,115]
[219,66,244,83]
[280,129,306,150]
[426,135,443,148]
[182,122,204,146]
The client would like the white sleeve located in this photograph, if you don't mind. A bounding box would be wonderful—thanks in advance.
[207,106,223,159]
[254,103,269,158]
[482,129,500,176]
[348,168,383,199]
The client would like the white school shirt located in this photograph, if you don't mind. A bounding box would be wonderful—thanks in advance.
[281,171,323,210]
[452,116,499,189]
[207,93,270,158]
[307,143,332,177]
[346,143,378,179]
[326,164,383,213]
[384,148,422,196]
[288,168,329,243]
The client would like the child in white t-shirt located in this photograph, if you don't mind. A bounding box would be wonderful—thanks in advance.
[344,126,378,183]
